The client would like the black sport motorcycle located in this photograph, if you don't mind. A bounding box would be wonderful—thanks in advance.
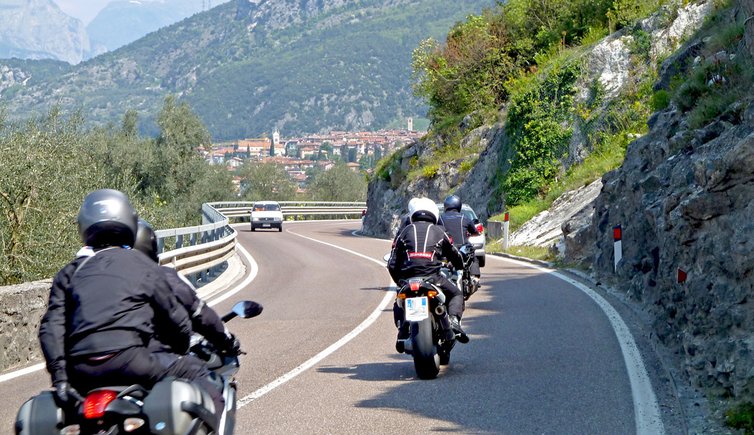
[15,300,263,435]
[395,277,457,380]
[441,243,479,301]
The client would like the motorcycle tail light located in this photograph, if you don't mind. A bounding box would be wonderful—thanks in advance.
[83,390,117,419]
[475,223,484,234]
[123,418,146,432]
[409,279,422,292]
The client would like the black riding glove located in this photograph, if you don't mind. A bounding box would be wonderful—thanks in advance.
[54,381,84,405]
[221,333,242,356]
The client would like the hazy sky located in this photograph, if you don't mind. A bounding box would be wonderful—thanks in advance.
[52,0,120,24]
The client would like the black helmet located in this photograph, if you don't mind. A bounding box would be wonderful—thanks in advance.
[443,195,462,212]
[77,189,138,249]
[134,219,159,263]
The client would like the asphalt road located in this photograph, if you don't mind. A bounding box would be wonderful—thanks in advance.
[0,220,670,434]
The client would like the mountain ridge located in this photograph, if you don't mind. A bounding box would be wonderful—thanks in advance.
[0,0,495,139]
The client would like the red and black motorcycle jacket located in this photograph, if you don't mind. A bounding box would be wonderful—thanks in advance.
[388,218,464,284]
[38,247,192,385]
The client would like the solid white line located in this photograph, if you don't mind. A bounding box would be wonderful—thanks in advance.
[237,227,394,408]
[489,255,665,435]
[0,363,45,383]
[206,241,259,308]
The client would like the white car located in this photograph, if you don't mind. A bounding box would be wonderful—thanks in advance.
[250,201,283,232]
[437,203,486,267]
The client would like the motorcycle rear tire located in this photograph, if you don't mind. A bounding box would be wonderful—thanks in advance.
[411,317,440,379]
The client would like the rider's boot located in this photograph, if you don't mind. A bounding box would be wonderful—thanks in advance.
[449,316,469,344]
[395,321,409,353]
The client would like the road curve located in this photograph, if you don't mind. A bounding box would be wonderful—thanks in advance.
[0,220,668,434]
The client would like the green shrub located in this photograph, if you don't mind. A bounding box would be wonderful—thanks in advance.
[422,164,439,178]
[501,60,579,206]
[726,402,754,434]
[650,89,671,111]
[460,157,477,174]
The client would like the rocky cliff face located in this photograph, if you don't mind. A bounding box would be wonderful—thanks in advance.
[364,0,712,241]
[363,122,508,238]
[0,0,89,64]
[366,0,754,403]
[564,2,754,397]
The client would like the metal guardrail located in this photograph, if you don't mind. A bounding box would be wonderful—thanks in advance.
[155,203,236,280]
[154,201,366,284]
[212,201,367,219]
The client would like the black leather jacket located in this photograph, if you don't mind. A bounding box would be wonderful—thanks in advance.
[388,218,464,283]
[39,247,192,384]
[439,210,479,247]
[153,267,229,352]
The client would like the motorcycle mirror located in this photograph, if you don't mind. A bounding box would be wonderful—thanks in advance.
[382,253,391,263]
[233,301,263,319]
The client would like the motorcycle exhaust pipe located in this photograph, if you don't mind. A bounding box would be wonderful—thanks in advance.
[434,305,446,316]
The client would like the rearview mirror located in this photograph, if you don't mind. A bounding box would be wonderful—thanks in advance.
[233,300,263,319]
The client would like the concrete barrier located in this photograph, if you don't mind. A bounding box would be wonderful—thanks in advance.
[0,280,50,373]
[487,221,503,240]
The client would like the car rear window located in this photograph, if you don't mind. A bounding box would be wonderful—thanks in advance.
[462,209,476,221]
[254,204,281,211]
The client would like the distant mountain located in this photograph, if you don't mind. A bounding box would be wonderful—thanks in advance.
[0,0,495,139]
[0,0,89,64]
[87,0,231,55]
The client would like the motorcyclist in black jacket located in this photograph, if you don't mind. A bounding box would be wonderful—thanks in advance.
[438,194,481,282]
[133,219,241,356]
[388,197,469,348]
[38,189,224,417]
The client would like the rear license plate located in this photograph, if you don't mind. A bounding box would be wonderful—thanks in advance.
[405,297,429,321]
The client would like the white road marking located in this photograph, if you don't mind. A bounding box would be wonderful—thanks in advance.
[237,227,394,408]
[206,241,258,308]
[489,255,665,435]
[0,363,45,383]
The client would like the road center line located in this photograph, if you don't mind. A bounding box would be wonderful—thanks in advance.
[489,255,665,435]
[237,227,394,408]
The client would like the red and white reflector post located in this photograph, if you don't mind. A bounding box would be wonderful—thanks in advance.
[613,225,622,272]
[503,212,510,251]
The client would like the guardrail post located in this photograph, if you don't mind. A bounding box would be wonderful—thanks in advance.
[176,234,184,249]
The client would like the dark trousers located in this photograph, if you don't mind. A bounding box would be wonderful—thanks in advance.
[69,347,223,418]
[470,256,480,277]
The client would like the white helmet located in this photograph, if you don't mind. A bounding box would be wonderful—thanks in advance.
[408,197,439,224]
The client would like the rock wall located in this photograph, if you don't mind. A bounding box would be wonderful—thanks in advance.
[565,2,754,398]
[362,122,507,239]
[0,281,50,372]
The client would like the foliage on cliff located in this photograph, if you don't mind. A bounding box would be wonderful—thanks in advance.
[407,0,675,209]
